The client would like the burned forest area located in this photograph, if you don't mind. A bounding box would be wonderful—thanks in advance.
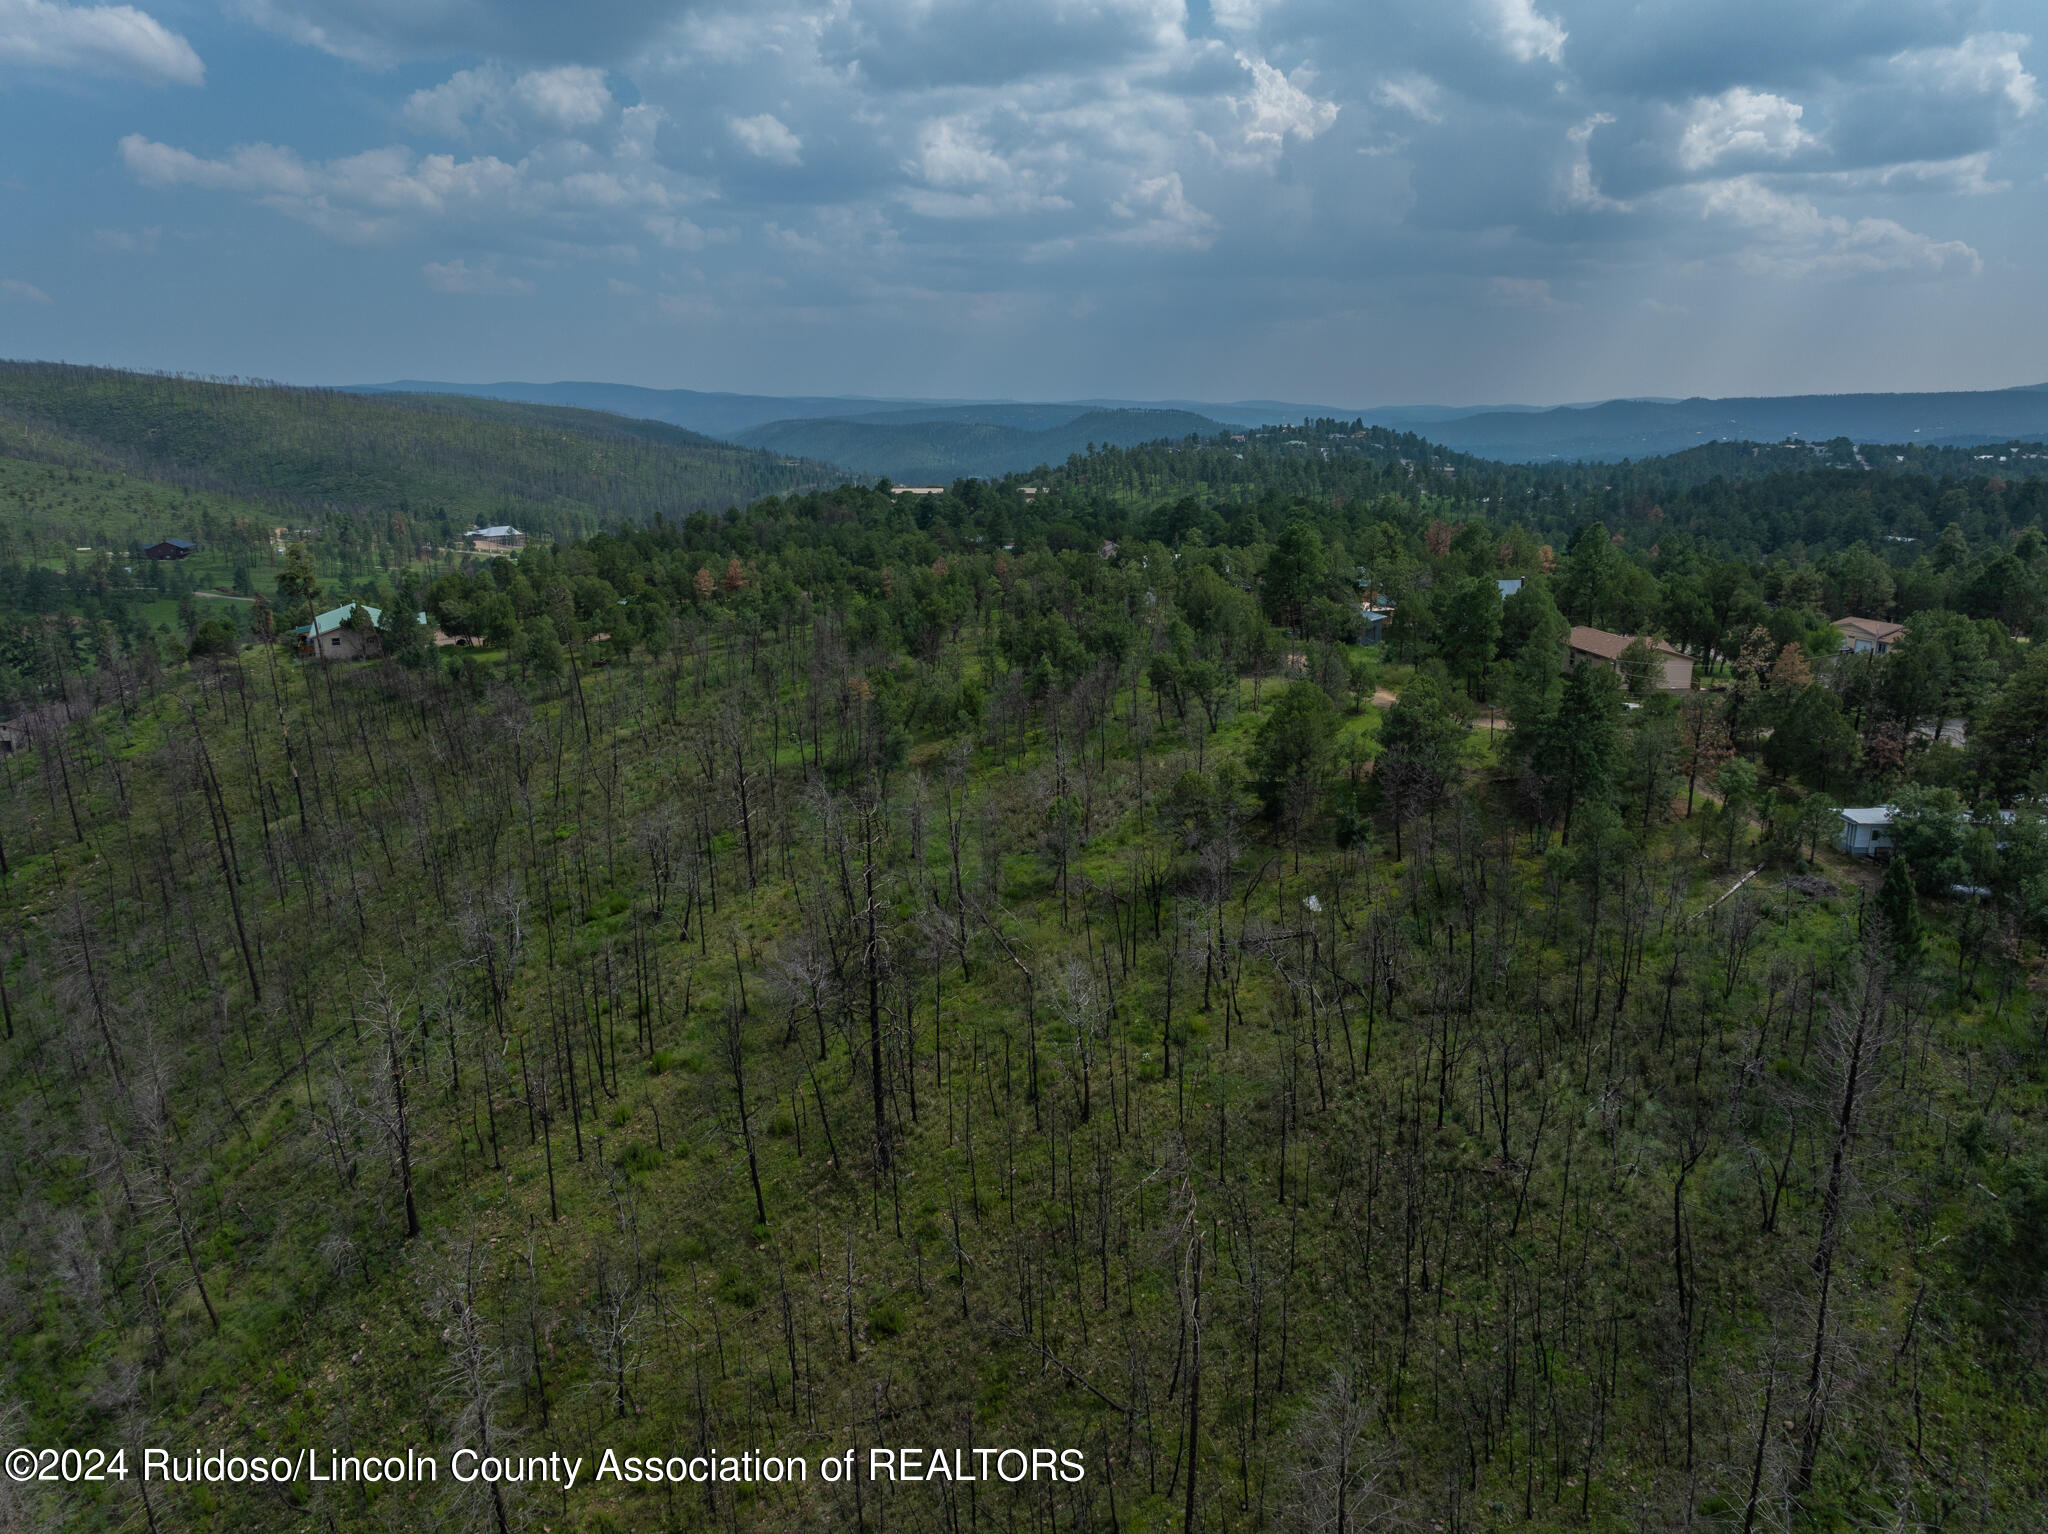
[3,435,2047,1534]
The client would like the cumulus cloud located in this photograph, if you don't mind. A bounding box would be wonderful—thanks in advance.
[1209,0,1266,33]
[122,135,316,196]
[0,0,203,84]
[1230,53,1340,159]
[728,112,802,165]
[898,118,1072,218]
[1896,32,2039,119]
[404,65,613,138]
[516,65,612,128]
[1108,171,1215,248]
[1678,87,1817,171]
[422,257,533,294]
[1565,113,1627,210]
[1,276,51,303]
[1863,153,2006,195]
[1811,29,2038,177]
[121,129,697,243]
[401,68,499,137]
[93,0,2044,379]
[1486,0,1566,66]
[1699,175,1980,278]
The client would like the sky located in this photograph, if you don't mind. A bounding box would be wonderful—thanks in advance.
[0,0,2044,406]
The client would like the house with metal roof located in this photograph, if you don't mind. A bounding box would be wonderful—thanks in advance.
[465,525,526,552]
[1837,806,1894,857]
[1838,803,2015,859]
[293,602,386,660]
[143,539,197,560]
[292,602,428,661]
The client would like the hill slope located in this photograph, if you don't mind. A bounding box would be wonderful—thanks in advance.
[346,377,2048,463]
[4,475,2047,1533]
[0,363,845,542]
[733,406,1229,480]
[1424,384,2048,461]
[349,377,954,439]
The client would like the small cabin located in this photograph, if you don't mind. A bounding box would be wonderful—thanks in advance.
[294,602,385,660]
[1837,806,1893,858]
[143,539,196,561]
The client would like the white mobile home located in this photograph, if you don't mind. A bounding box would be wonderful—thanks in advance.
[1837,806,1893,857]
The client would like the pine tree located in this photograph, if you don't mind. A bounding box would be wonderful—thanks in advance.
[1875,855,1922,965]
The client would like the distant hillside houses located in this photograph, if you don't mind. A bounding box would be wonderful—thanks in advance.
[144,538,196,560]
[465,524,526,553]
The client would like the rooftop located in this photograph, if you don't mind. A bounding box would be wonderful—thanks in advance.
[1835,802,2007,827]
[298,601,381,638]
[1567,626,1686,662]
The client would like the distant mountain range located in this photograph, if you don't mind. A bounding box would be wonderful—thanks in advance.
[347,379,2048,477]
[732,408,1229,481]
[350,380,1310,441]
[1414,385,2048,462]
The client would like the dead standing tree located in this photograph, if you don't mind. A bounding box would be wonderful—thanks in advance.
[360,974,423,1241]
[127,1084,221,1337]
[421,1233,517,1534]
[581,1249,644,1421]
[1283,1367,1404,1534]
[721,993,771,1229]
[1790,934,1894,1511]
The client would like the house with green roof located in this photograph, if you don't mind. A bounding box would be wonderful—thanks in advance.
[292,602,430,661]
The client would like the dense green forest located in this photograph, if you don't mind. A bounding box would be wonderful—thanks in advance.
[0,365,850,704]
[0,363,836,557]
[2,380,2047,1534]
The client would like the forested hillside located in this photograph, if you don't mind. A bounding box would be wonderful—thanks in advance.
[1405,384,2048,463]
[0,364,851,704]
[732,408,1228,482]
[0,363,838,546]
[1044,421,2048,549]
[3,435,2048,1534]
